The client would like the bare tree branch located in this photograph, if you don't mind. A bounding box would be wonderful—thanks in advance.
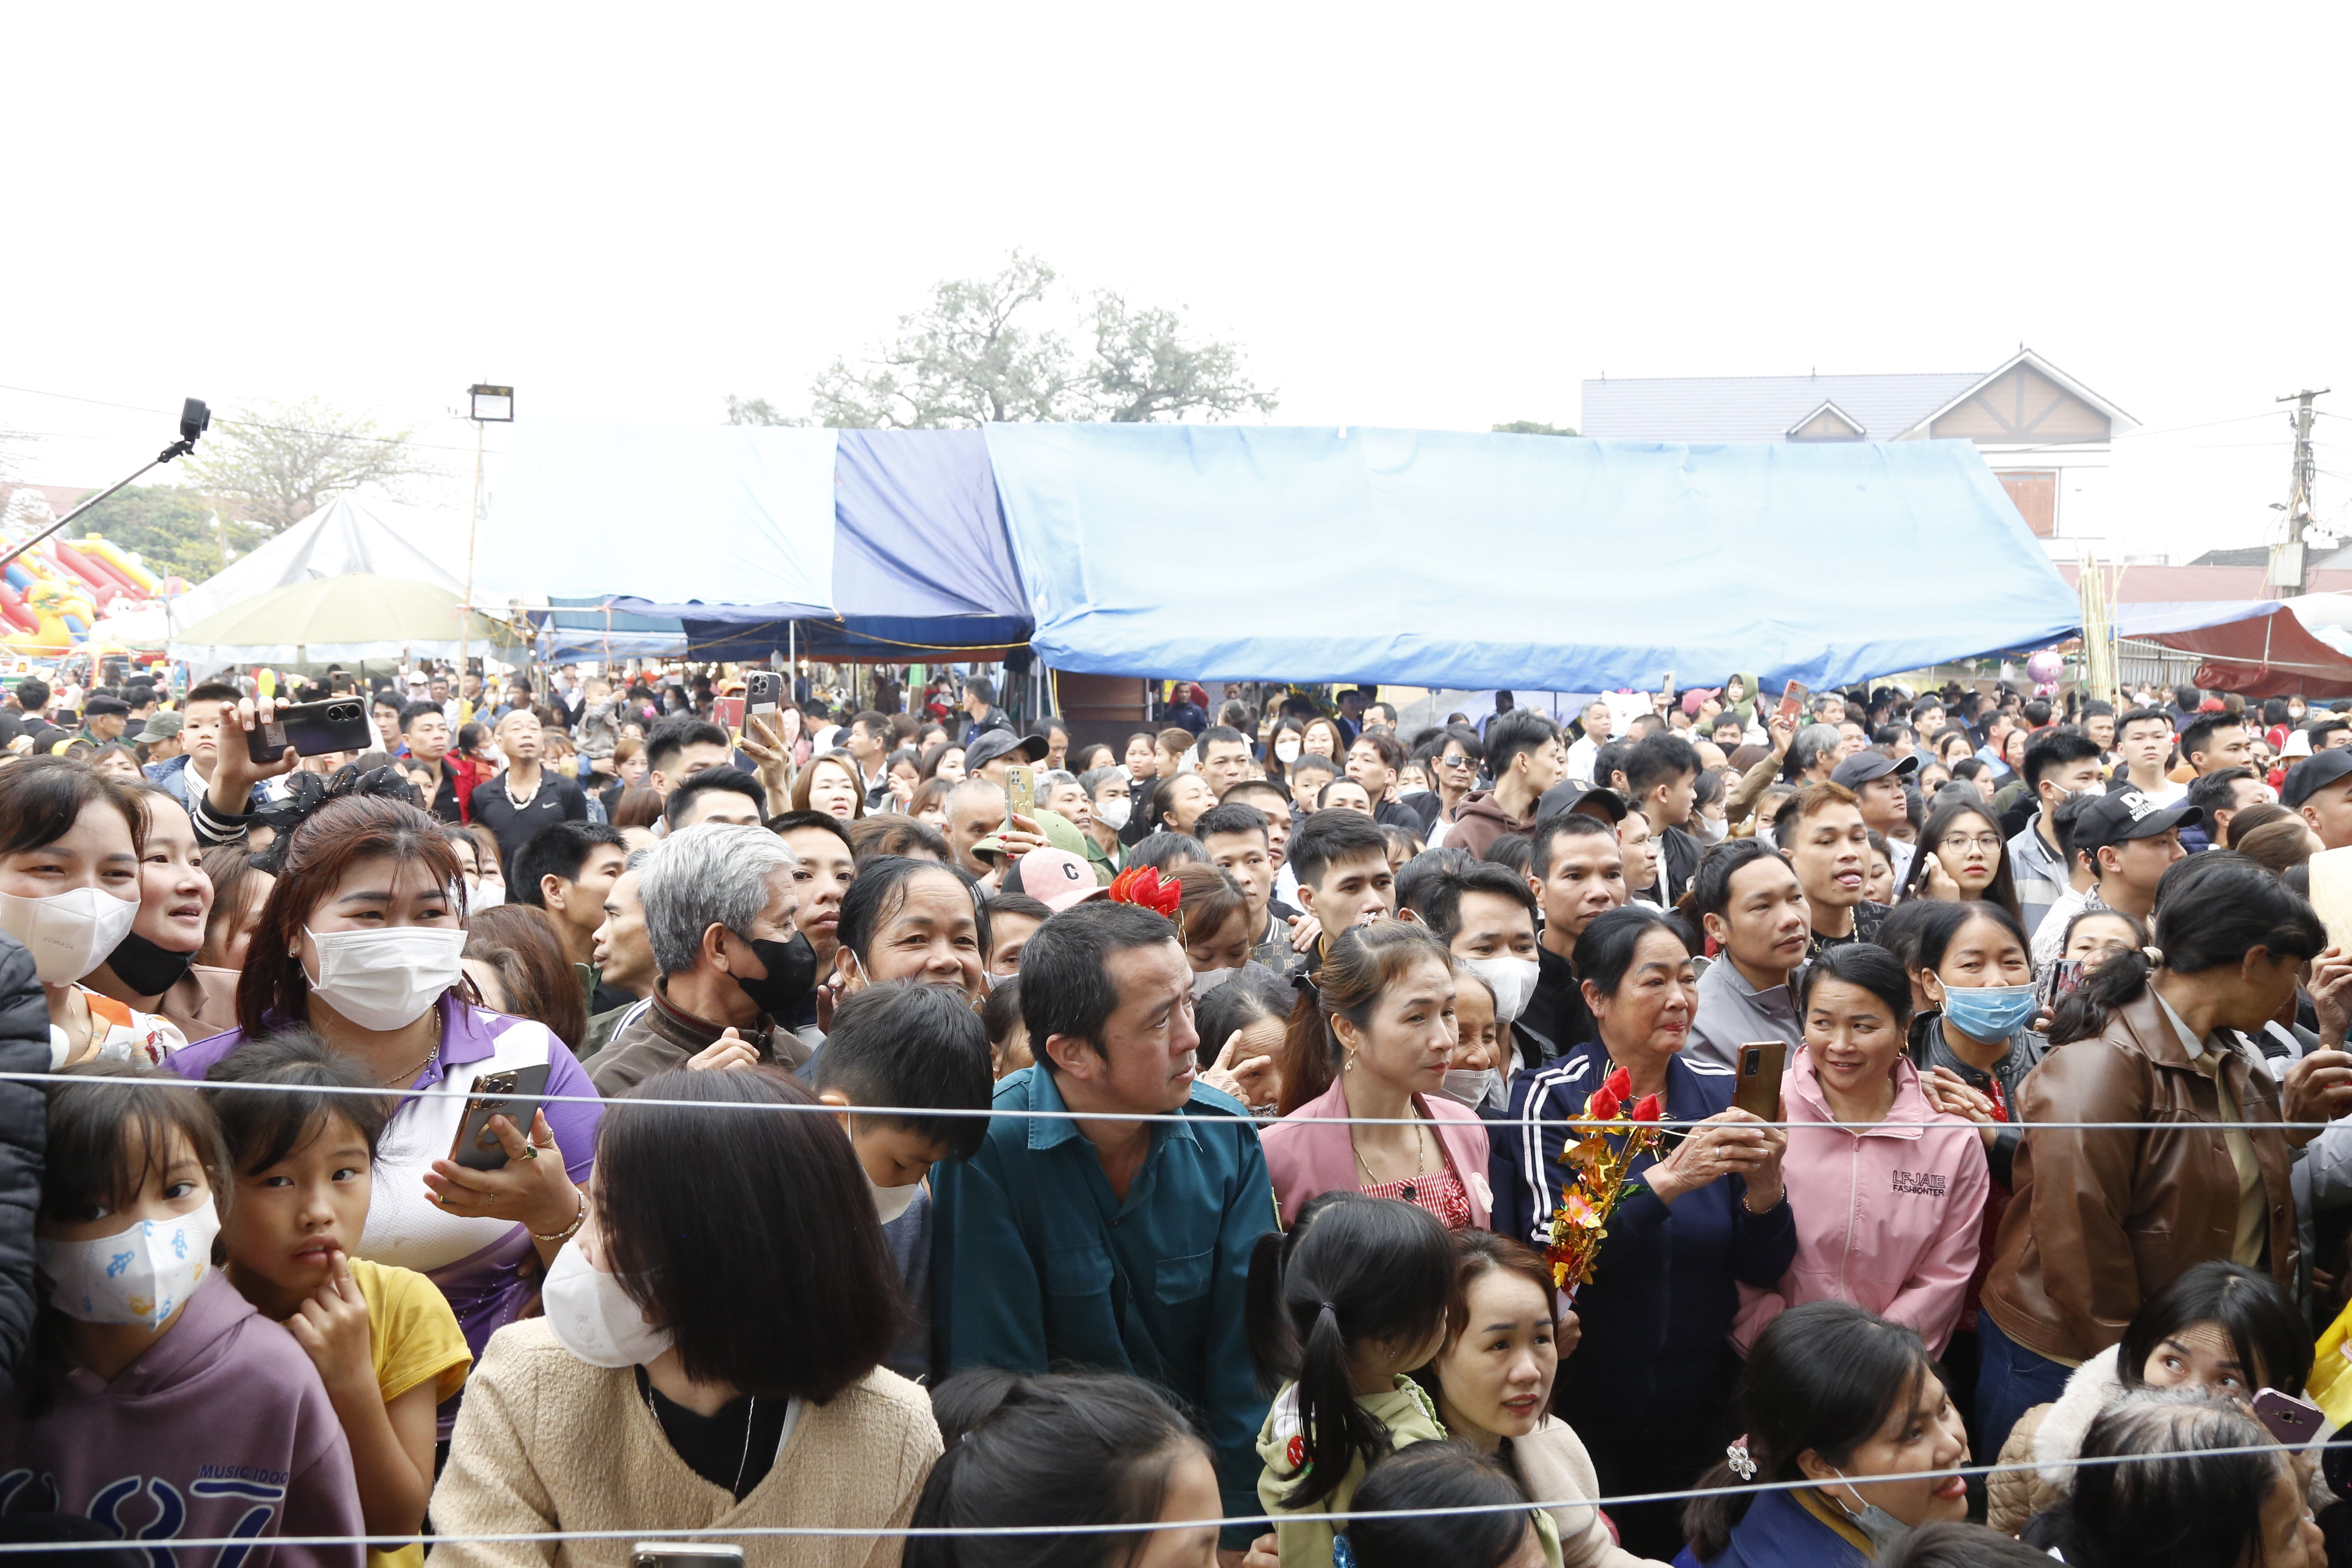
[179,396,425,533]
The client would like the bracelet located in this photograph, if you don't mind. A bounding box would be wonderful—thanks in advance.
[533,1191,587,1243]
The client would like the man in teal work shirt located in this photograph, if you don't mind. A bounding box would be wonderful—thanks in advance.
[932,901,1276,1559]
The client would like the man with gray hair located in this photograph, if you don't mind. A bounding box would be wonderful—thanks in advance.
[586,822,817,1096]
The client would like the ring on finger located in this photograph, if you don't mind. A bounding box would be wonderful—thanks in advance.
[519,1145,539,1161]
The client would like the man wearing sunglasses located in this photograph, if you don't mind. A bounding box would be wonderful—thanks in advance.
[1414,725,1483,840]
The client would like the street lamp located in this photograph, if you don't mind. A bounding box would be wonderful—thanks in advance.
[461,384,512,694]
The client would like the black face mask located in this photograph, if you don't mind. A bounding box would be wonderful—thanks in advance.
[733,931,818,1021]
[106,930,198,998]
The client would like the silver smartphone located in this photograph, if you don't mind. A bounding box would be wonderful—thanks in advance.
[632,1547,744,1568]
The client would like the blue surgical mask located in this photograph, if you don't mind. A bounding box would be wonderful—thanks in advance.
[1940,981,2037,1040]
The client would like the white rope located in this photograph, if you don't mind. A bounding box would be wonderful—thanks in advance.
[4,1069,2340,1133]
[0,1441,2320,1553]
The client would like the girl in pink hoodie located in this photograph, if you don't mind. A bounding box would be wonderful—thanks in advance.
[1736,943,1990,1357]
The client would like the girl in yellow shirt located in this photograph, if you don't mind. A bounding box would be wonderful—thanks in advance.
[210,1030,473,1568]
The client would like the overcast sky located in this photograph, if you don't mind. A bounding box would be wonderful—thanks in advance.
[8,3,2348,564]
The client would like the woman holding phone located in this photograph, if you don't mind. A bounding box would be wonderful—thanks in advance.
[171,794,603,1416]
[1736,943,1988,1358]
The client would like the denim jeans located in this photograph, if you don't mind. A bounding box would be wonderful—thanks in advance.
[1975,1311,2076,1459]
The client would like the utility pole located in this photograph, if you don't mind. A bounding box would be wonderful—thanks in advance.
[2272,387,2329,597]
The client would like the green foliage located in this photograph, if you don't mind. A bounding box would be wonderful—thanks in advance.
[729,253,1275,429]
[63,485,265,584]
[1491,420,1578,437]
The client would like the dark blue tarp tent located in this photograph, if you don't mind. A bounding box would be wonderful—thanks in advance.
[983,424,2083,690]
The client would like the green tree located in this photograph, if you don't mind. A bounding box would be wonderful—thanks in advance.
[63,485,265,584]
[730,253,1275,428]
[1491,420,1578,437]
[181,397,424,533]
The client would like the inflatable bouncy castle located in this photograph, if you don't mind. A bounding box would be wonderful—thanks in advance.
[0,488,190,657]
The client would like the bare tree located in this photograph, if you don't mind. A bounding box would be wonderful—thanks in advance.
[180,397,424,533]
[729,253,1275,429]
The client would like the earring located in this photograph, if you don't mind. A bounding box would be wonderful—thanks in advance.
[1344,1051,1356,1072]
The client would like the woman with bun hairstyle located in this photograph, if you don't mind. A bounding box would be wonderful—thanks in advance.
[1977,851,2352,1460]
[1262,920,1491,1229]
[1678,1302,1969,1568]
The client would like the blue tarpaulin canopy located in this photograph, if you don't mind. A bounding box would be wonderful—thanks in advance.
[984,425,2084,690]
[483,421,1028,660]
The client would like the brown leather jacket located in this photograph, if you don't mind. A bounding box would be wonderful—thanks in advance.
[1981,990,2297,1365]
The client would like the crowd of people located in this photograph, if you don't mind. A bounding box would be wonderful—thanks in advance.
[6,659,2352,1568]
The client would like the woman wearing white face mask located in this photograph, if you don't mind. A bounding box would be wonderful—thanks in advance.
[84,784,238,1043]
[432,1066,940,1565]
[1262,920,1493,1229]
[170,794,603,1423]
[0,756,184,1067]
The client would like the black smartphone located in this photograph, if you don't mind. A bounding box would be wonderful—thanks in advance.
[632,1549,743,1568]
[447,1064,552,1171]
[746,670,781,715]
[1733,1041,1786,1122]
[248,698,375,763]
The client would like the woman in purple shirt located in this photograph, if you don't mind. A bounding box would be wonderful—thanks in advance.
[172,796,601,1433]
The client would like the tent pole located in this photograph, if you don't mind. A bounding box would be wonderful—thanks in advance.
[461,416,482,690]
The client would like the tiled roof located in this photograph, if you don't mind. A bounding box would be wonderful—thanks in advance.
[1580,372,1985,443]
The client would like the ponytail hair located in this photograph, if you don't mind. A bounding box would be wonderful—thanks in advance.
[2049,851,2326,1045]
[1243,1192,1454,1511]
[907,1369,1210,1568]
[1682,1302,1937,1561]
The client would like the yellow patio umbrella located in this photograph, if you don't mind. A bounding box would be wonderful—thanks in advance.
[166,572,524,665]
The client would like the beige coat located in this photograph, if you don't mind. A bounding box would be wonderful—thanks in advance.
[428,1321,940,1568]
[1511,1418,1670,1568]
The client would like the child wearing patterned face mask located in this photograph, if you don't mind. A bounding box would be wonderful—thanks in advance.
[812,980,994,1386]
[210,1031,472,1568]
[0,1062,367,1560]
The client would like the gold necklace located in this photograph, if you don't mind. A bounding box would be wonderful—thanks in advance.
[1350,1106,1430,1197]
[377,1006,445,1086]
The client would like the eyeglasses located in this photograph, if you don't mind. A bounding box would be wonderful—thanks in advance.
[1939,832,2005,854]
[1439,754,1473,769]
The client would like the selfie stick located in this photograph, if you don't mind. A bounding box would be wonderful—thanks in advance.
[0,398,211,573]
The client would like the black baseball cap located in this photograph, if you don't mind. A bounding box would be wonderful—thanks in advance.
[2282,748,2352,808]
[2073,788,2202,853]
[1831,751,1919,790]
[962,729,1049,774]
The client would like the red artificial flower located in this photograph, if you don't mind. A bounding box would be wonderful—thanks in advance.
[1630,1093,1662,1124]
[1107,866,1182,921]
[1285,1433,1308,1473]
[1603,1065,1633,1102]
[1587,1085,1621,1124]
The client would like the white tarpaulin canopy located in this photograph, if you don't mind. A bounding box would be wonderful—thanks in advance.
[163,493,470,649]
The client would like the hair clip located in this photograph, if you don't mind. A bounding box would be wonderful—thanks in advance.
[2141,944,2164,966]
[1726,1436,1757,1481]
[1331,1536,1354,1568]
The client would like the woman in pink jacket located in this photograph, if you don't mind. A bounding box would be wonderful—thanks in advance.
[1736,942,1989,1356]
[1263,920,1492,1229]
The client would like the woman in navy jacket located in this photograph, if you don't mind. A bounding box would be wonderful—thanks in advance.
[1490,904,1794,1561]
